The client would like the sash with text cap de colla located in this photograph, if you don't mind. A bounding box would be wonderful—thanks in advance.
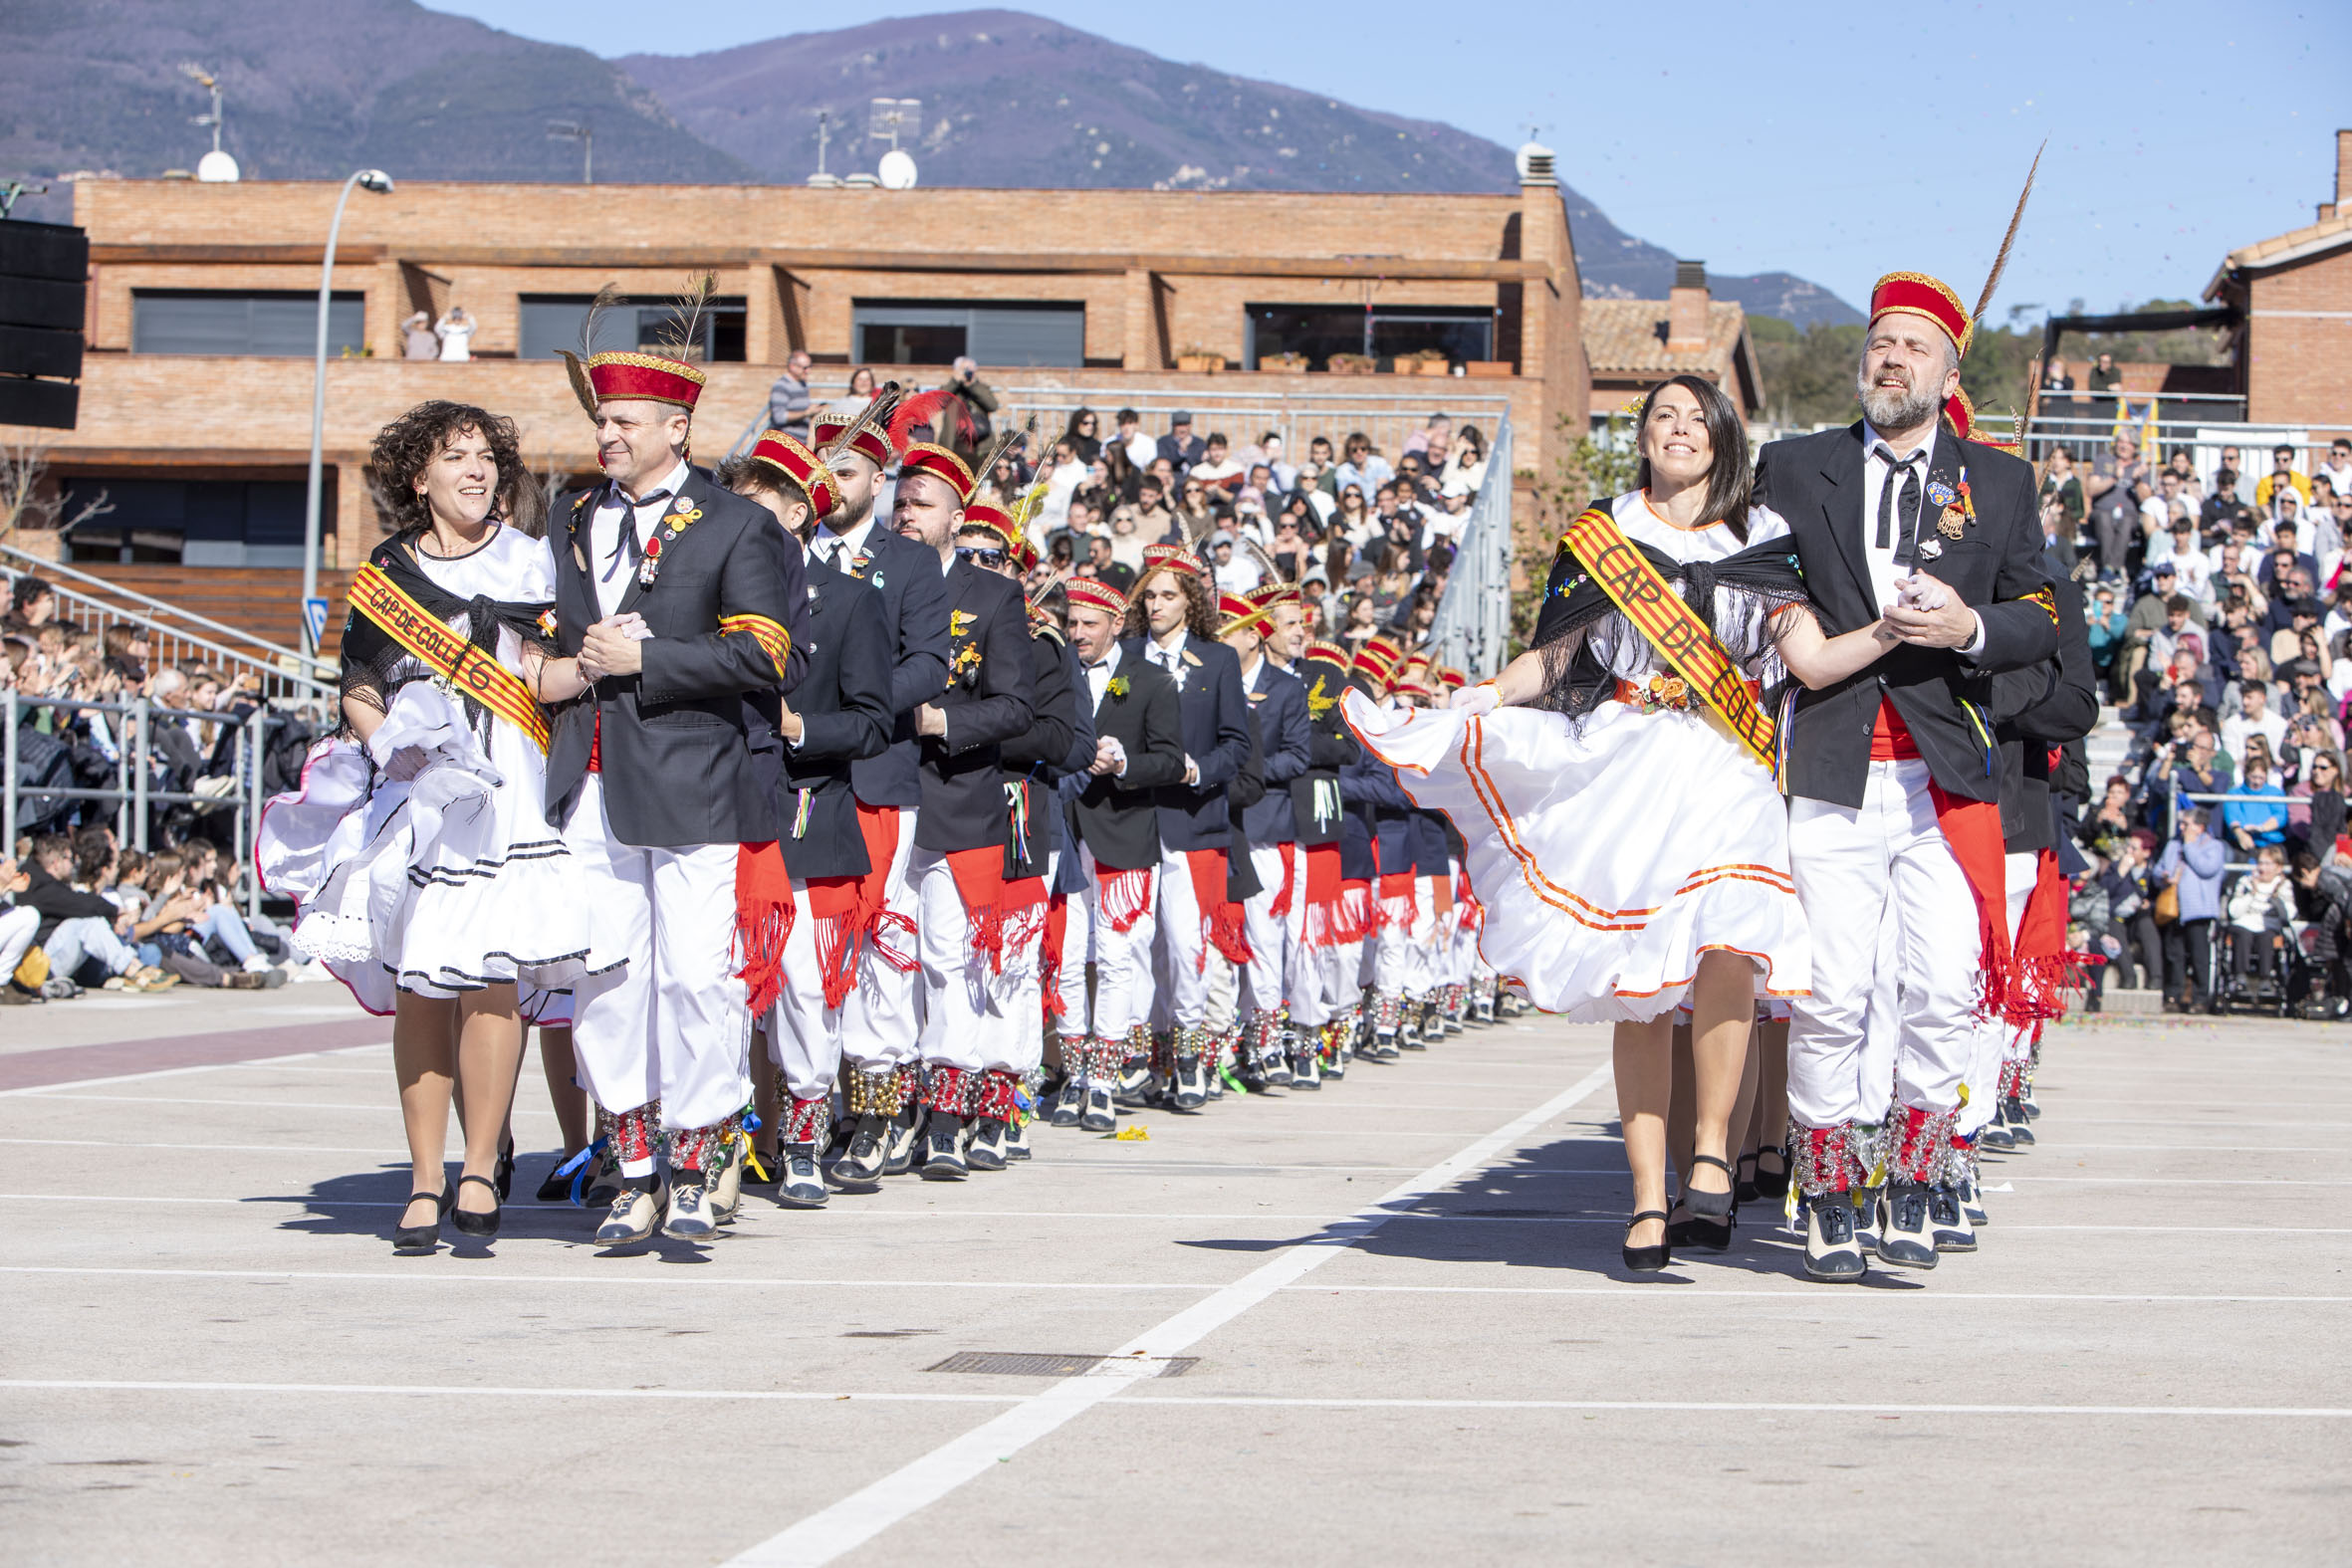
[345,559,553,754]
[1558,505,1780,780]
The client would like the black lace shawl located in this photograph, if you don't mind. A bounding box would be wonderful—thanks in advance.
[338,532,557,745]
[1527,504,1811,720]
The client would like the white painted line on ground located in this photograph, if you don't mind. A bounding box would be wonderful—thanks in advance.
[0,1041,391,1099]
[1,1092,562,1117]
[8,1380,2346,1421]
[0,1138,416,1157]
[0,1265,1224,1291]
[720,1059,1616,1568]
[1300,1286,2352,1301]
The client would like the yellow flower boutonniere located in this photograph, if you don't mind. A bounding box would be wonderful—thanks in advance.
[950,609,977,637]
[1106,675,1131,699]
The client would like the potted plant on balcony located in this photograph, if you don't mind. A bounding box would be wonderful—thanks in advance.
[1258,350,1309,373]
[1400,347,1453,377]
[1326,351,1376,376]
[1463,359,1515,378]
[1175,345,1227,373]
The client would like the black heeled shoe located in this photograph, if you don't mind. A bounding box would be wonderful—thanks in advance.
[1622,1210,1672,1271]
[493,1140,516,1203]
[1735,1151,1761,1204]
[393,1182,452,1252]
[450,1172,502,1238]
[1754,1146,1790,1200]
[1684,1153,1737,1220]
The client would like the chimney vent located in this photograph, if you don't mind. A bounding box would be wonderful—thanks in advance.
[1666,261,1710,354]
[1516,141,1556,186]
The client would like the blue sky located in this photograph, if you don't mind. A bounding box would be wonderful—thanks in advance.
[432,1,2350,321]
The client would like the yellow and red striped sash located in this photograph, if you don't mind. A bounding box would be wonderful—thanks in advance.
[1559,506,1778,780]
[719,613,793,681]
[348,562,552,754]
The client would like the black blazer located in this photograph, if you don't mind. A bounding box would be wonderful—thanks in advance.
[1002,621,1080,880]
[546,467,807,847]
[1993,550,2099,853]
[748,556,893,880]
[1071,652,1186,871]
[1755,422,2058,807]
[826,523,952,811]
[914,560,1035,853]
[1120,631,1251,851]
[1239,657,1311,844]
[1291,653,1357,847]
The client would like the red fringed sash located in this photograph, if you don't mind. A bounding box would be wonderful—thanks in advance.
[1183,846,1253,970]
[733,841,796,1016]
[945,845,1008,973]
[1269,840,1297,919]
[1041,891,1068,1019]
[1097,862,1156,933]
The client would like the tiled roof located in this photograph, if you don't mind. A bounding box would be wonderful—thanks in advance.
[1581,298,1748,377]
[2224,210,2352,271]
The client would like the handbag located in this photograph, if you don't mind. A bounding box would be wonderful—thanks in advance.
[2154,881,2180,927]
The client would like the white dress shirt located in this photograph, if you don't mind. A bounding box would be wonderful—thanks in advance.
[1860,422,1987,657]
[587,457,690,619]
[1145,627,1190,688]
[1080,640,1125,709]
[811,514,878,572]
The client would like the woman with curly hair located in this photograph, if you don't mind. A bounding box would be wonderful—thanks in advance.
[258,400,621,1252]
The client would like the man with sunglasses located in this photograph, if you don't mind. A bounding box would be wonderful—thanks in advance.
[888,441,1036,1179]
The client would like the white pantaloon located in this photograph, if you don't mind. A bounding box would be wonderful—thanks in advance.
[1240,842,1293,1021]
[566,775,750,1166]
[1786,760,1983,1130]
[1151,842,1212,1029]
[839,805,920,1072]
[1959,849,2040,1137]
[767,879,840,1104]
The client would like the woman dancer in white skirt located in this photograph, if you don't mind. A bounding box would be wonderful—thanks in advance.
[1346,374,1898,1269]
[259,401,619,1250]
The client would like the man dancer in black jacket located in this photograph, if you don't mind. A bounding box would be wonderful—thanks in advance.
[1121,545,1251,1111]
[1757,272,2060,1281]
[882,442,1034,1181]
[1053,576,1185,1130]
[1292,635,1362,1082]
[806,403,952,1180]
[718,431,892,1210]
[538,344,806,1245]
[956,494,1078,1169]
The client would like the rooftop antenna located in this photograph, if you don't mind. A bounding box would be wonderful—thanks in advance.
[817,111,829,174]
[547,120,592,185]
[867,98,922,152]
[0,181,49,221]
[181,63,239,181]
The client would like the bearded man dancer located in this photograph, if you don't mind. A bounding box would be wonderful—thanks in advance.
[1757,272,2059,1282]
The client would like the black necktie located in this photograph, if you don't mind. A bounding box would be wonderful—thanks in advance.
[603,486,671,581]
[1874,449,1921,563]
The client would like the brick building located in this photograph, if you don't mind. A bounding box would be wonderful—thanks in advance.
[1580,261,1763,429]
[2203,128,2352,430]
[3,163,1590,644]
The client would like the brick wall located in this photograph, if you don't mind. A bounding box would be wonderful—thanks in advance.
[2244,246,2352,431]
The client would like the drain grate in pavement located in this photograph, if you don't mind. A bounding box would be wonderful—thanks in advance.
[926,1352,1198,1379]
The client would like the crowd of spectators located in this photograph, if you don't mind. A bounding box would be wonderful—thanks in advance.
[2048,437,2352,1018]
[2,572,327,1004]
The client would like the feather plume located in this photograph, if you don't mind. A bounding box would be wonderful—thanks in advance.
[653,272,717,362]
[884,388,972,454]
[1971,140,2044,337]
[816,380,901,463]
[1027,562,1072,610]
[1007,476,1054,533]
[1237,531,1289,584]
[969,413,1037,500]
[554,283,621,417]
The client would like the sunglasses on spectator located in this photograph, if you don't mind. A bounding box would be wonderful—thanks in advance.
[954,545,1009,568]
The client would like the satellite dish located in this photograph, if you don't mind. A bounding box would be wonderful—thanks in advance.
[877,149,918,190]
[195,149,241,182]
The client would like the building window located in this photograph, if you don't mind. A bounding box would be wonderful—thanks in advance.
[60,477,310,567]
[851,301,1085,367]
[132,291,364,357]
[519,295,747,362]
[1245,305,1496,371]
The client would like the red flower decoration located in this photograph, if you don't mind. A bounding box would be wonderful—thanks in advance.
[645,536,663,557]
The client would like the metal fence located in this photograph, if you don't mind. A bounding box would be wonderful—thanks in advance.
[724,377,1513,478]
[4,692,291,914]
[2167,789,2309,875]
[2016,408,2351,491]
[2,543,337,704]
[1422,412,1515,678]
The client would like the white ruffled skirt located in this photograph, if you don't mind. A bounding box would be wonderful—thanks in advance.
[256,682,622,1014]
[1344,690,1809,1023]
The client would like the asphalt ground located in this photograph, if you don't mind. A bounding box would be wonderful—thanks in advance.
[3,992,2347,1566]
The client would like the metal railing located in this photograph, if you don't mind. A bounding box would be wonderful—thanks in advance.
[720,376,1513,478]
[2016,411,2352,479]
[2,543,337,703]
[4,691,287,914]
[1423,412,1515,678]
[2165,789,2302,873]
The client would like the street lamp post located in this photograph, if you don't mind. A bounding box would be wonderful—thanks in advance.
[302,167,393,666]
